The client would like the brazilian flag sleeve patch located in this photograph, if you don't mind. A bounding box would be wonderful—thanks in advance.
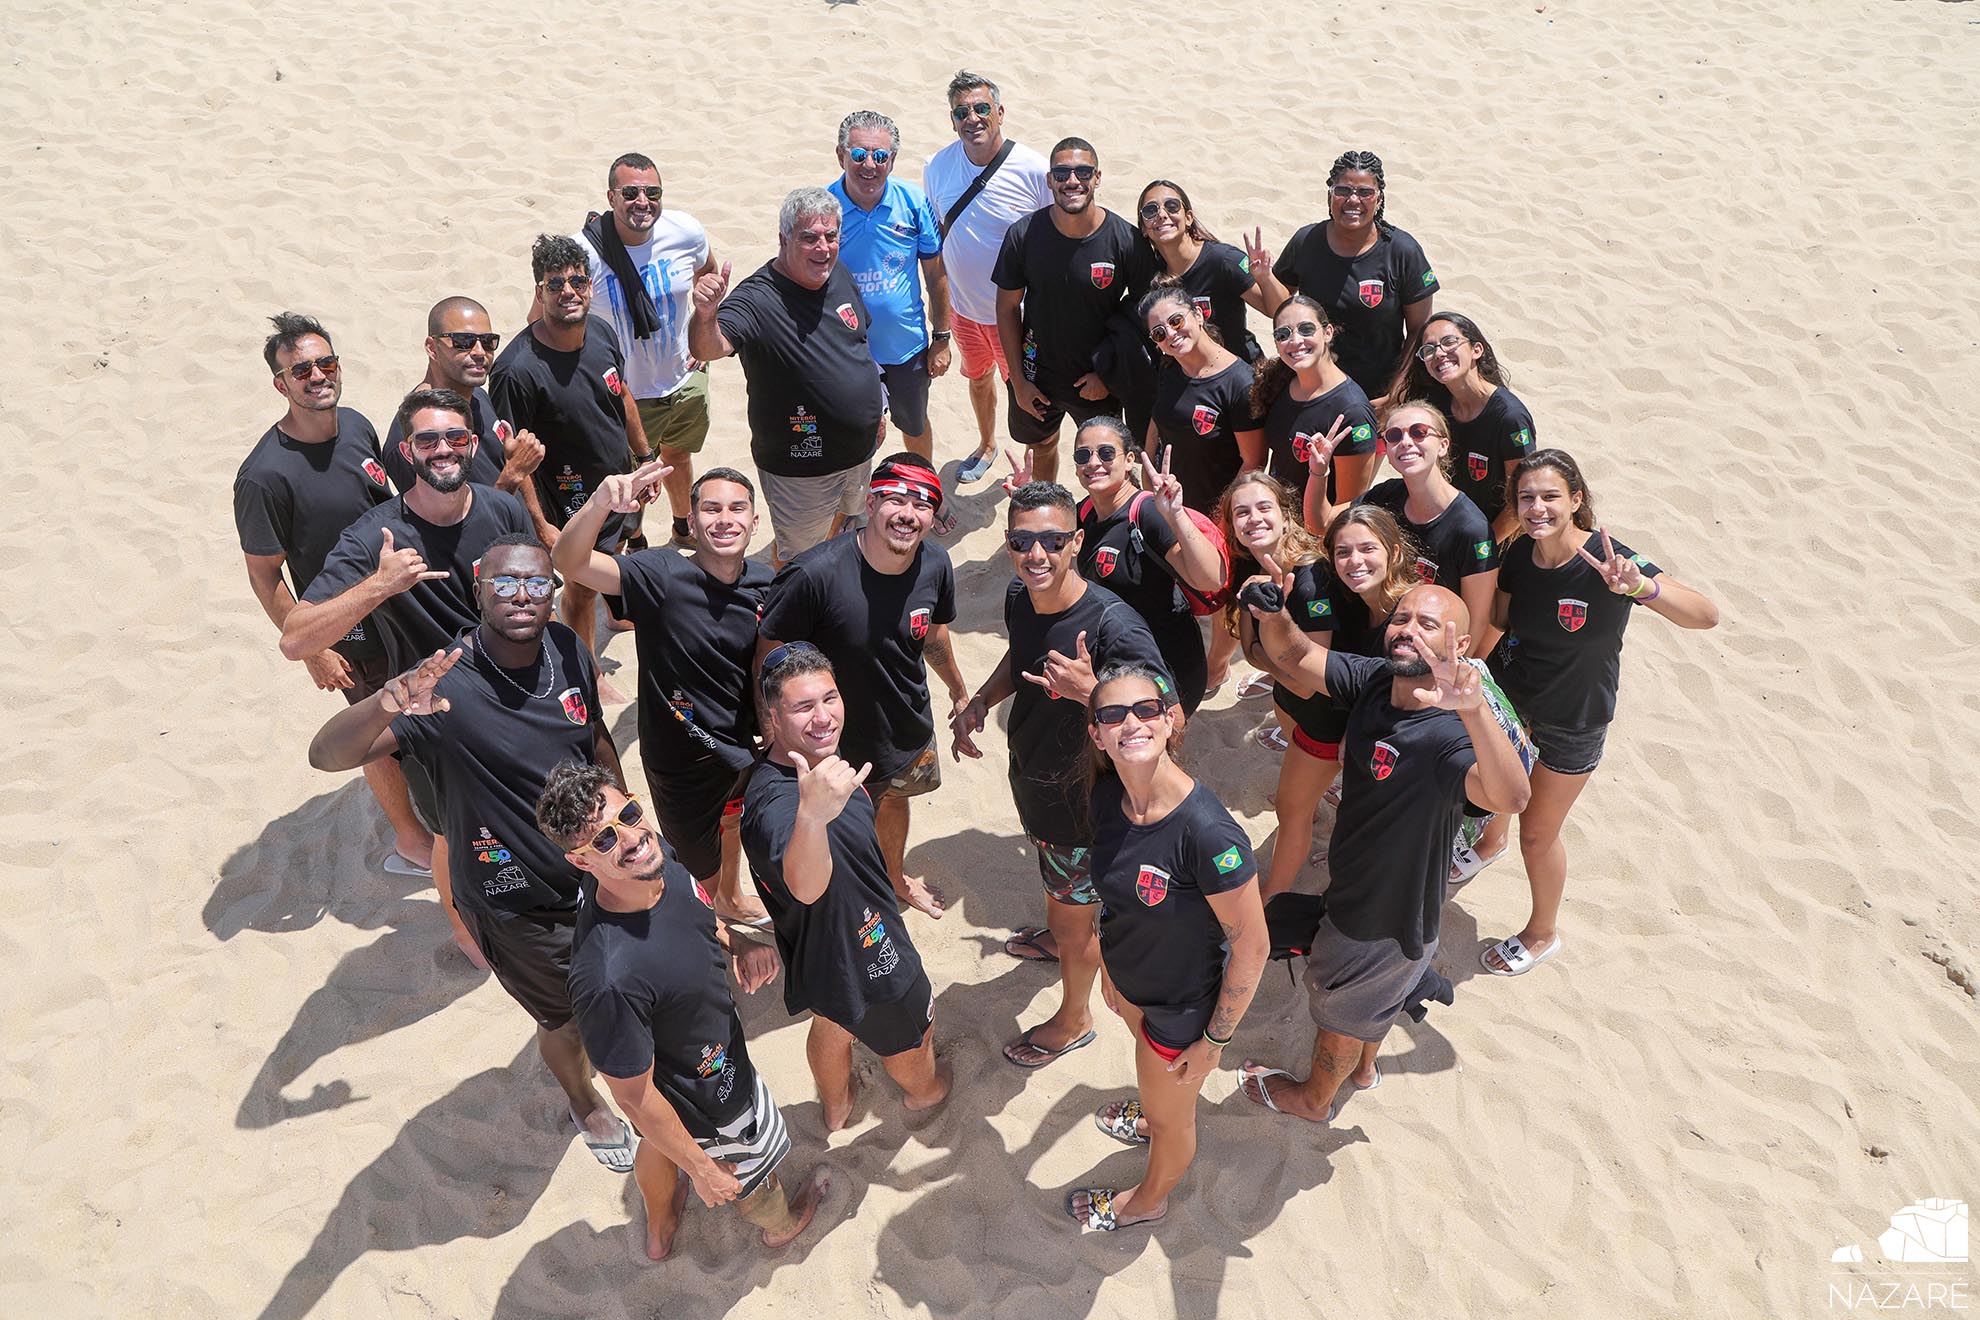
[1213,847,1244,874]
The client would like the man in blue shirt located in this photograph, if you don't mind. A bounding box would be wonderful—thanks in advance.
[828,111,953,464]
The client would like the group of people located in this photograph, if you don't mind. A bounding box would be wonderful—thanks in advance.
[233,66,1721,1255]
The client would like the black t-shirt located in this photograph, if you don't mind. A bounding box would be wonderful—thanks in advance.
[382,386,510,495]
[1263,377,1379,502]
[1357,479,1499,589]
[1436,386,1536,528]
[391,622,599,915]
[1090,777,1256,1022]
[1004,580,1172,845]
[1323,652,1477,959]
[1176,241,1258,360]
[739,758,924,1024]
[1151,358,1262,513]
[1492,533,1661,729]
[302,485,533,670]
[1078,493,1206,711]
[1272,223,1438,397]
[1273,560,1339,734]
[488,317,631,527]
[993,208,1151,395]
[232,408,393,664]
[568,862,757,1137]
[758,531,956,780]
[614,549,773,774]
[717,262,884,477]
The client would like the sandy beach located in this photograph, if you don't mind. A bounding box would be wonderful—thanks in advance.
[5,0,1979,1315]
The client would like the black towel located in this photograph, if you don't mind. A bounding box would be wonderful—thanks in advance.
[581,211,661,340]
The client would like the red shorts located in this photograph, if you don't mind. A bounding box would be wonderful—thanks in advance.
[1291,726,1341,761]
[953,314,1009,383]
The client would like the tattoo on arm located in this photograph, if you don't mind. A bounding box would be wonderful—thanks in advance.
[924,636,950,667]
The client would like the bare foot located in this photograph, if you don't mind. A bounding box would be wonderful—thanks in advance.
[448,916,489,971]
[715,895,771,926]
[896,874,945,920]
[607,615,636,633]
[645,1171,690,1261]
[822,1073,860,1132]
[904,1060,953,1114]
[598,674,630,705]
[1238,1061,1329,1124]
[760,1168,832,1250]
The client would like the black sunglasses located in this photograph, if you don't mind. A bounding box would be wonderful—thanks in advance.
[617,185,663,202]
[1006,530,1075,555]
[1092,697,1165,727]
[436,331,500,353]
[1073,444,1120,466]
[761,640,821,675]
[279,355,339,381]
[542,273,592,293]
[1139,198,1183,220]
[950,101,994,122]
[1050,164,1097,183]
[1272,320,1321,343]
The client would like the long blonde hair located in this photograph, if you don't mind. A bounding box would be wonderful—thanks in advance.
[1216,469,1323,636]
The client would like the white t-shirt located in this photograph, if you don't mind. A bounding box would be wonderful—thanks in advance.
[923,140,1053,326]
[575,211,710,399]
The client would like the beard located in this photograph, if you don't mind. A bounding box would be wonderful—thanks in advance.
[417,459,468,493]
[1384,644,1432,678]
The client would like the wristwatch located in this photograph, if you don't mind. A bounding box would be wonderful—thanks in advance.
[931,330,953,343]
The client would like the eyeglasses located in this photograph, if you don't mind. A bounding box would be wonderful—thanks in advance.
[1272,320,1321,343]
[1148,311,1188,344]
[950,101,994,122]
[578,797,645,859]
[1138,198,1183,220]
[1092,697,1166,727]
[1381,422,1443,445]
[847,146,892,165]
[1006,529,1075,555]
[409,427,475,452]
[617,185,663,202]
[436,332,500,353]
[487,574,555,601]
[542,274,592,293]
[1050,164,1097,183]
[1331,184,1379,200]
[1416,333,1466,361]
[1072,444,1119,466]
[279,355,340,381]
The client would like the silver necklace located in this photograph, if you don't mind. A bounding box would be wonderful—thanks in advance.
[472,629,554,699]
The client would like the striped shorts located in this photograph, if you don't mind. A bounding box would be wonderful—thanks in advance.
[698,1068,792,1197]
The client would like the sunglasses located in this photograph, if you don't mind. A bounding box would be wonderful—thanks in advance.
[1331,184,1379,200]
[542,273,592,293]
[760,640,821,675]
[1148,311,1188,344]
[950,101,995,122]
[617,185,663,202]
[1092,697,1166,727]
[1006,529,1075,555]
[1382,422,1443,446]
[847,146,892,165]
[1415,333,1467,361]
[487,573,555,601]
[1272,320,1321,343]
[1139,197,1183,220]
[578,796,645,859]
[1073,444,1120,466]
[409,427,475,452]
[436,331,500,353]
[1050,164,1097,183]
[279,355,340,381]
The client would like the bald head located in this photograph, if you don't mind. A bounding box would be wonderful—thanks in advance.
[423,297,497,392]
[1400,584,1467,634]
[427,296,490,336]
[1384,584,1472,676]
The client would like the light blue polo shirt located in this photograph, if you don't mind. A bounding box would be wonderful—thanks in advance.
[828,176,942,367]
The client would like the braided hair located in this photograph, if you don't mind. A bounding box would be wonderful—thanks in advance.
[1327,149,1387,229]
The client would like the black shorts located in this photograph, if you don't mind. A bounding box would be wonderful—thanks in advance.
[546,499,632,554]
[646,759,747,881]
[399,753,442,833]
[1134,999,1211,1054]
[879,351,931,437]
[1005,382,1121,447]
[457,902,578,1030]
[846,968,934,1058]
[341,651,393,705]
[1528,719,1608,776]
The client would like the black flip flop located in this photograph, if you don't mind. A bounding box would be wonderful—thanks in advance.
[1004,926,1059,963]
[1003,1026,1097,1070]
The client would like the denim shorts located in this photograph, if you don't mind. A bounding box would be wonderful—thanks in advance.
[1527,720,1608,776]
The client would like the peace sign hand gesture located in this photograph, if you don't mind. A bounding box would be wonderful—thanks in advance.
[594,457,675,514]
[1575,527,1645,597]
[1407,622,1483,713]
[380,647,463,716]
[691,261,733,314]
[1021,629,1096,703]
[1240,551,1296,618]
[1142,445,1187,520]
[1244,226,1274,276]
[1306,416,1351,477]
[999,444,1035,496]
[789,750,872,824]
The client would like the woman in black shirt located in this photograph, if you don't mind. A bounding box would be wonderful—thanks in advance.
[1068,662,1267,1232]
[1254,295,1380,509]
[1474,450,1718,976]
[1136,180,1272,362]
[1393,311,1537,541]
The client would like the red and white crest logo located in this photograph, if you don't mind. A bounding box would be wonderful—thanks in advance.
[908,607,931,640]
[558,687,588,725]
[1412,556,1437,583]
[1135,864,1171,906]
[692,880,714,908]
[1192,296,1213,319]
[1371,740,1399,781]
[1466,452,1489,482]
[1093,546,1118,577]
[1292,432,1316,463]
[1192,404,1219,436]
[1090,262,1116,289]
[1557,598,1589,633]
[471,557,483,580]
[362,457,389,487]
[1358,279,1384,309]
[494,420,514,443]
[603,367,623,396]
[836,302,859,330]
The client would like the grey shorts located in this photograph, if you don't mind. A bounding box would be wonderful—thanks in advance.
[1528,719,1608,777]
[1305,917,1437,1044]
[761,459,872,561]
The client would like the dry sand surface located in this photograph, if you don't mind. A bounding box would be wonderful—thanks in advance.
[5,0,1980,1315]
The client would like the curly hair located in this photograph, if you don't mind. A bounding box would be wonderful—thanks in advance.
[534,760,616,850]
